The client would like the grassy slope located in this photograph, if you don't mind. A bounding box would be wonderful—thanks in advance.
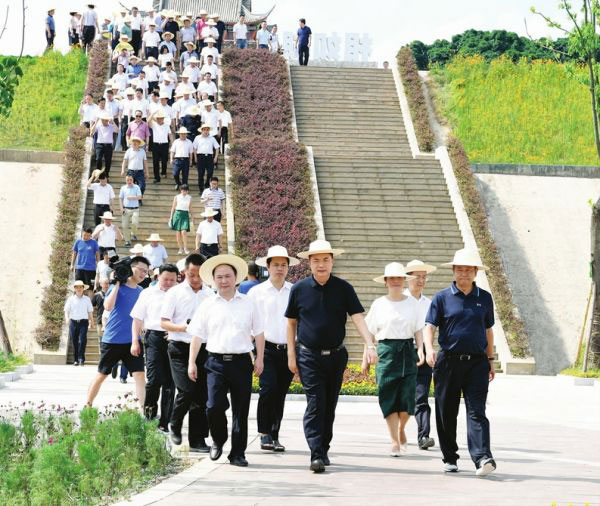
[433,55,596,166]
[0,50,88,151]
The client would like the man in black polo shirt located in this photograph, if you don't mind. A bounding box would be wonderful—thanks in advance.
[285,240,378,473]
[424,248,497,477]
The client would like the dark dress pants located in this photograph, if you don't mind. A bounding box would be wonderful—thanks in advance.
[257,344,294,440]
[131,29,141,54]
[173,158,189,187]
[152,142,169,180]
[95,143,113,177]
[415,362,433,440]
[196,154,214,190]
[299,45,310,65]
[69,319,88,363]
[433,351,493,466]
[297,345,348,461]
[120,117,129,151]
[199,243,218,258]
[144,330,175,429]
[168,341,209,445]
[205,353,253,460]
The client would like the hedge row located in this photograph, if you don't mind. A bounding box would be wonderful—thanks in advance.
[221,49,315,278]
[396,46,434,152]
[35,41,109,350]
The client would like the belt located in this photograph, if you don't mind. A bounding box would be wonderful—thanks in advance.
[70,319,88,323]
[265,341,287,350]
[124,207,139,210]
[208,351,250,361]
[298,343,345,356]
[146,329,167,337]
[442,351,486,361]
[198,153,212,156]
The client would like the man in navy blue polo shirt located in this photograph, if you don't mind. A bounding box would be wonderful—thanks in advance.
[285,240,378,473]
[295,18,312,66]
[424,248,497,477]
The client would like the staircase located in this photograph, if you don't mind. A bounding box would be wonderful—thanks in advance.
[68,149,227,365]
[290,66,471,363]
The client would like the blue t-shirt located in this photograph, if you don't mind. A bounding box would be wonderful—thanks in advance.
[47,15,55,32]
[297,26,311,47]
[72,239,99,270]
[102,284,143,344]
[238,279,260,294]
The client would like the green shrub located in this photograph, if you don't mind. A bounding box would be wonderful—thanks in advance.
[0,352,28,373]
[560,367,600,378]
[0,50,88,151]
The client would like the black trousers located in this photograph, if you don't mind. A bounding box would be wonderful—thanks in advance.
[199,243,219,258]
[205,353,253,460]
[82,25,95,50]
[415,363,433,440]
[94,204,111,226]
[95,143,113,176]
[111,31,120,50]
[213,209,222,223]
[131,29,142,54]
[147,80,159,94]
[433,351,493,466]
[144,330,175,429]
[120,116,129,151]
[196,154,214,190]
[145,47,159,60]
[297,345,348,461]
[299,45,310,66]
[152,142,169,180]
[257,343,294,440]
[217,127,228,154]
[69,319,88,363]
[46,30,55,50]
[168,340,209,445]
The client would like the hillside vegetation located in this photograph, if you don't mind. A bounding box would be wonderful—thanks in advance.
[433,55,596,166]
[0,50,87,151]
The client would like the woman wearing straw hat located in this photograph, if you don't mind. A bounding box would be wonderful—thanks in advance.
[363,262,424,457]
[285,239,378,473]
[187,254,265,467]
[169,184,194,254]
[64,280,94,366]
[424,248,497,477]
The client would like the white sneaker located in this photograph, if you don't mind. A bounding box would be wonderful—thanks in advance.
[183,249,190,254]
[443,462,459,473]
[177,248,184,254]
[399,443,408,454]
[390,445,401,457]
[476,458,496,477]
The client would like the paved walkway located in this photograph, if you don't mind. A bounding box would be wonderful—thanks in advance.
[2,367,599,505]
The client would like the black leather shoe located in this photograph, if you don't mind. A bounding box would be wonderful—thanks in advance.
[169,426,182,445]
[419,437,435,450]
[322,455,330,466]
[209,444,223,461]
[111,365,118,378]
[230,456,248,467]
[260,434,274,450]
[157,425,169,434]
[272,439,285,452]
[119,378,127,384]
[310,459,325,473]
[189,439,210,453]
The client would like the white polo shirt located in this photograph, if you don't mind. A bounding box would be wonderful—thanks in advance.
[130,13,142,30]
[187,291,264,353]
[111,72,129,91]
[130,283,169,331]
[151,122,171,143]
[80,103,98,123]
[143,243,168,268]
[94,223,117,248]
[197,80,217,97]
[233,23,247,40]
[200,63,218,79]
[404,288,431,329]
[196,219,222,244]
[82,9,97,27]
[142,63,160,81]
[161,280,214,343]
[193,134,219,154]
[201,108,219,136]
[142,30,161,48]
[218,110,232,128]
[64,294,93,320]
[90,183,115,205]
[170,138,193,158]
[247,279,292,345]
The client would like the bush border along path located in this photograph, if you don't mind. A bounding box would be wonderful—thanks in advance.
[221,48,315,279]
[35,41,109,350]
[397,47,530,358]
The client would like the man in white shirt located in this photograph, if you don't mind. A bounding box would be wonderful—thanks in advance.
[79,93,98,130]
[216,101,232,154]
[233,16,248,49]
[142,21,160,60]
[92,211,123,257]
[143,56,161,94]
[158,75,175,104]
[187,254,265,467]
[193,124,220,191]
[249,246,299,452]
[121,136,148,196]
[143,233,168,268]
[161,254,214,451]
[119,174,143,246]
[195,207,223,258]
[256,21,270,49]
[64,280,94,365]
[130,6,143,56]
[201,100,219,136]
[91,112,116,177]
[179,17,196,54]
[170,126,194,189]
[200,176,225,222]
[183,59,201,89]
[105,89,121,145]
[131,88,149,119]
[87,171,115,225]
[119,88,137,150]
[200,55,218,83]
[148,110,172,182]
[197,74,217,102]
[200,37,220,65]
[81,3,99,53]
[131,263,178,431]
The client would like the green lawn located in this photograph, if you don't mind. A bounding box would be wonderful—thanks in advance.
[0,49,88,151]
[433,55,597,166]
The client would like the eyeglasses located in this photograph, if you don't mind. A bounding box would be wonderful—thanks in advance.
[135,115,142,118]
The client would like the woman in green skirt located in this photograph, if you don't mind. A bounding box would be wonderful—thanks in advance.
[363,262,425,457]
[169,184,194,254]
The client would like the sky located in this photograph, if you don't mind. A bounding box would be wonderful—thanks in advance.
[0,0,570,64]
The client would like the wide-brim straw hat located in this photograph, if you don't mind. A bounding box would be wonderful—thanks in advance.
[297,239,344,259]
[129,243,144,254]
[129,55,140,61]
[200,207,218,217]
[405,259,437,275]
[91,169,103,179]
[441,248,488,270]
[176,126,190,134]
[198,124,212,131]
[206,20,217,26]
[204,36,216,43]
[99,111,112,121]
[148,21,157,26]
[201,99,213,106]
[199,9,208,15]
[120,35,130,41]
[163,31,174,38]
[72,280,89,290]
[187,56,200,63]
[124,16,132,23]
[101,211,114,220]
[200,254,248,286]
[125,87,136,95]
[159,92,170,99]
[373,262,416,284]
[146,233,164,241]
[130,136,145,146]
[154,110,167,119]
[184,41,196,48]
[209,13,220,19]
[146,56,157,63]
[256,245,300,268]
[186,105,202,116]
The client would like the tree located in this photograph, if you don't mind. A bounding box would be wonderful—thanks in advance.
[410,40,429,70]
[531,1,600,160]
[0,1,25,118]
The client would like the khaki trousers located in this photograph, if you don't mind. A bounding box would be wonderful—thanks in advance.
[122,208,139,241]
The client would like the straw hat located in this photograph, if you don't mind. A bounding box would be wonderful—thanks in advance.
[373,262,415,284]
[210,13,220,19]
[129,243,144,254]
[101,211,114,220]
[201,99,213,107]
[124,16,132,23]
[405,259,437,275]
[154,110,166,119]
[206,20,217,26]
[200,207,218,217]
[163,31,174,38]
[146,56,157,63]
[99,111,112,121]
[184,41,196,48]
[91,169,103,179]
[125,87,136,95]
[176,126,190,134]
[72,280,89,290]
[186,105,202,116]
[186,11,193,17]
[129,55,139,61]
[256,245,300,268]
[166,11,175,18]
[146,233,164,242]
[441,248,488,270]
[148,20,156,26]
[120,34,130,41]
[187,56,200,64]
[159,92,170,99]
[199,9,208,15]
[48,8,56,13]
[204,36,216,43]
[200,254,248,286]
[130,136,145,146]
[198,124,212,131]
[181,17,191,23]
[297,239,344,259]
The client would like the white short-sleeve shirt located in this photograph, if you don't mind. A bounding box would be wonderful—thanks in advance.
[170,138,193,158]
[64,294,93,320]
[143,243,168,269]
[403,289,431,330]
[161,280,214,342]
[247,279,292,344]
[90,183,115,205]
[94,223,117,248]
[196,219,223,244]
[365,295,420,341]
[130,283,169,331]
[142,30,161,48]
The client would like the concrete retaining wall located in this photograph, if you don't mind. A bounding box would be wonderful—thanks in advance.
[472,163,600,178]
[0,149,64,164]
